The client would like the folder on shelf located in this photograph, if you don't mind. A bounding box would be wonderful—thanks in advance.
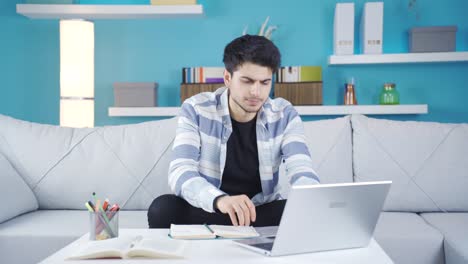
[276,66,322,83]
[360,2,384,54]
[299,66,322,82]
[333,3,354,55]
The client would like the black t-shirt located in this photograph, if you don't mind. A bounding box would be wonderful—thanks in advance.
[220,116,262,199]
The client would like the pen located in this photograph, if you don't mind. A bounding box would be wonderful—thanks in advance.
[95,206,118,237]
[98,199,115,234]
[96,206,116,238]
[109,204,120,212]
[88,200,113,237]
[95,199,101,212]
[92,192,97,204]
[99,207,112,225]
[204,224,215,235]
[102,199,109,211]
[88,201,96,212]
[85,202,94,212]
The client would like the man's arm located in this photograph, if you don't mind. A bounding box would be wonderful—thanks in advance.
[168,102,226,213]
[281,105,320,185]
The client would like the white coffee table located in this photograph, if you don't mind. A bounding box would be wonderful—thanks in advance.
[40,228,394,263]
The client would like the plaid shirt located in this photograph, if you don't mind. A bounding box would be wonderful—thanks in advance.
[168,87,320,212]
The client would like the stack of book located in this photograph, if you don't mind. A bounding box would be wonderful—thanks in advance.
[151,0,197,5]
[275,66,323,105]
[182,67,224,84]
[180,67,225,103]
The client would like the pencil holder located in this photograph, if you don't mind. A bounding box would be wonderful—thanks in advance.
[89,211,119,240]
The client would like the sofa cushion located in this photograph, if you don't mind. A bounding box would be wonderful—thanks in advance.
[0,114,176,210]
[374,212,444,264]
[421,213,468,264]
[0,210,148,264]
[0,152,38,224]
[351,114,468,212]
[279,116,353,197]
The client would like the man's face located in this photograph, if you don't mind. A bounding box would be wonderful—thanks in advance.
[224,62,273,115]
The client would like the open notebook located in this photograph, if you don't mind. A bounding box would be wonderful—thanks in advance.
[67,235,186,260]
[170,224,260,239]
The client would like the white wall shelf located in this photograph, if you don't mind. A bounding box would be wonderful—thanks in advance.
[294,104,428,115]
[109,107,180,117]
[329,52,468,65]
[108,104,428,117]
[16,4,203,19]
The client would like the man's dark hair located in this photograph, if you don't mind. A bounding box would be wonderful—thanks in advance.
[223,34,281,75]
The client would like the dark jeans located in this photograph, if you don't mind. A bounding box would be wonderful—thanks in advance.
[147,194,286,228]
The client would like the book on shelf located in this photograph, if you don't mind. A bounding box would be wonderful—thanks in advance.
[282,66,299,82]
[182,67,224,84]
[151,0,197,5]
[67,235,186,260]
[170,224,260,239]
[276,66,322,83]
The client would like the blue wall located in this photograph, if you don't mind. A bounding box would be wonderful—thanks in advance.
[1,0,468,125]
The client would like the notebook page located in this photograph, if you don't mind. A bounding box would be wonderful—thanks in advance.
[169,224,216,239]
[126,238,186,259]
[209,225,260,238]
[67,235,137,260]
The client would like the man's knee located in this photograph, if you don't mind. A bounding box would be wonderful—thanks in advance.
[147,194,186,228]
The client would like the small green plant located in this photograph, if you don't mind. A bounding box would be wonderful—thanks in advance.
[242,16,278,40]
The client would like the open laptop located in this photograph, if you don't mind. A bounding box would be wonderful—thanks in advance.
[234,181,391,257]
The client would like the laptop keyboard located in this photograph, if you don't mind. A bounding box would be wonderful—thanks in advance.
[252,242,274,251]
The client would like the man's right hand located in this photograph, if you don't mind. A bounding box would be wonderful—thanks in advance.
[215,195,256,226]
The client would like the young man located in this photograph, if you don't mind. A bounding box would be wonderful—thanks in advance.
[148,35,319,228]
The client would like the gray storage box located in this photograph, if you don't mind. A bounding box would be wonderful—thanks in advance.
[409,26,457,53]
[113,82,158,107]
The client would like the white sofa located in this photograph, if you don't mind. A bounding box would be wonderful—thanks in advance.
[0,113,467,264]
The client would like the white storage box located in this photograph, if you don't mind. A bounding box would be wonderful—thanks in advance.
[360,2,384,54]
[334,3,355,55]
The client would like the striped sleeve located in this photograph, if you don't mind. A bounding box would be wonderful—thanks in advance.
[168,102,225,213]
[280,105,320,185]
